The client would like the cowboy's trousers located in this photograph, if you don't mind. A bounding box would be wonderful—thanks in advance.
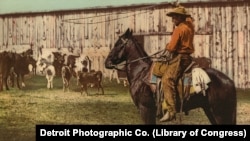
[161,54,192,114]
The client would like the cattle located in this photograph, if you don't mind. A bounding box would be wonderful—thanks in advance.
[77,70,104,95]
[12,49,34,89]
[52,52,65,76]
[59,53,79,91]
[37,47,60,76]
[61,65,73,92]
[28,57,37,76]
[36,50,66,77]
[65,54,80,71]
[75,56,84,74]
[0,48,34,91]
[0,51,16,91]
[7,67,17,88]
[37,48,55,64]
[109,69,120,84]
[45,65,56,89]
[44,65,56,89]
[109,68,129,87]
[37,58,56,89]
[37,47,80,90]
[74,55,91,86]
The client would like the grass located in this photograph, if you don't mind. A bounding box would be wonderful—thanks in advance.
[0,74,249,141]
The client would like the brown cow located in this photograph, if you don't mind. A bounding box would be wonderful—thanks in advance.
[0,51,16,91]
[61,65,73,92]
[12,49,34,89]
[52,52,65,76]
[77,70,104,95]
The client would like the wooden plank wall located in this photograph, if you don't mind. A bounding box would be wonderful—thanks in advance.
[0,2,249,88]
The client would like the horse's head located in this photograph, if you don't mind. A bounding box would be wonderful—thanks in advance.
[105,28,133,69]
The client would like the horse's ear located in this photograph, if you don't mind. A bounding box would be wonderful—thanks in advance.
[129,29,133,36]
[125,28,130,35]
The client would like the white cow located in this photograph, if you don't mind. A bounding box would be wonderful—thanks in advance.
[109,69,129,87]
[36,47,56,89]
[109,69,120,84]
[37,60,56,89]
[45,65,56,89]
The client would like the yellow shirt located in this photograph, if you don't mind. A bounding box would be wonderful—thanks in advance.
[166,19,195,54]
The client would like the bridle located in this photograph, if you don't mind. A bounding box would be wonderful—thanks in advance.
[111,36,165,71]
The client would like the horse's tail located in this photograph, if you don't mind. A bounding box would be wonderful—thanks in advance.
[205,68,237,124]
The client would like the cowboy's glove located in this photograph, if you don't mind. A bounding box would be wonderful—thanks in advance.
[160,50,173,61]
[161,50,169,57]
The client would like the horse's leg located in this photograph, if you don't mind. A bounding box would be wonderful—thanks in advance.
[204,104,236,125]
[139,103,156,124]
[137,87,156,124]
[202,107,217,125]
[156,79,163,118]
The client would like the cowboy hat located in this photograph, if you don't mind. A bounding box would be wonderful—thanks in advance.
[166,6,190,17]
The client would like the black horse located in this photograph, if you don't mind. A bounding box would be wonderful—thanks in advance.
[105,28,237,125]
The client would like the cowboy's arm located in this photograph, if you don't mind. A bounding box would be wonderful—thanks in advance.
[166,28,180,53]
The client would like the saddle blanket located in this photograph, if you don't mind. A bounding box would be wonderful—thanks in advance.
[183,68,211,94]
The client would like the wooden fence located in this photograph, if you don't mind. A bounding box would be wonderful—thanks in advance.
[0,1,249,88]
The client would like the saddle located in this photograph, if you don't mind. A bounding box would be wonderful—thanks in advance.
[154,57,212,117]
[180,63,211,100]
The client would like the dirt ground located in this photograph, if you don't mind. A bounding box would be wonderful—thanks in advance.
[0,76,249,141]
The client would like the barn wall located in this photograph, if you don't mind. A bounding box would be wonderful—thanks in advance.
[0,1,249,88]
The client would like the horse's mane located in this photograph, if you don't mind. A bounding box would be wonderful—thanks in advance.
[131,36,152,64]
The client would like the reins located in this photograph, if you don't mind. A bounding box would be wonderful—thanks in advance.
[113,49,165,71]
[125,49,165,64]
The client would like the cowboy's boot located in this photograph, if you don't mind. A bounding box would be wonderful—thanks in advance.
[159,92,177,122]
[159,110,176,122]
[159,96,176,122]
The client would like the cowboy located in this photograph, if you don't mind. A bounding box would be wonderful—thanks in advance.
[159,6,195,122]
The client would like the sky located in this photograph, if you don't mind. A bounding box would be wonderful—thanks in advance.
[0,0,195,14]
